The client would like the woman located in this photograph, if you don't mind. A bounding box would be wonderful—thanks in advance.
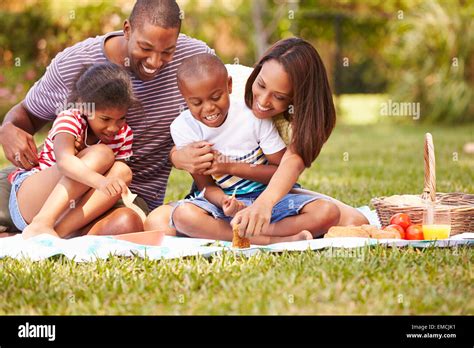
[230,37,369,237]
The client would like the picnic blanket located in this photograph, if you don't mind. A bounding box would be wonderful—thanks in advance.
[0,207,472,262]
[0,232,472,263]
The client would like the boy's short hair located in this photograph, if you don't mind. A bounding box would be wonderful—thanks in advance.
[129,0,181,30]
[177,53,227,86]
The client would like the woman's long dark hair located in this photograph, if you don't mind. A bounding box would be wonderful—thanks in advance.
[245,38,336,167]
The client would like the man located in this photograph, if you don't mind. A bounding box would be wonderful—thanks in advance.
[0,0,214,234]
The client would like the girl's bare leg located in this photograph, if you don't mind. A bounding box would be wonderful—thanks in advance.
[55,161,138,238]
[19,145,115,238]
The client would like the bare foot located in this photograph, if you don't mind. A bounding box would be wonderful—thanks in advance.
[22,222,59,239]
[294,230,313,241]
[249,230,313,245]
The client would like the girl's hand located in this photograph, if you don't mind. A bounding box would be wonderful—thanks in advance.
[222,196,246,217]
[74,135,86,155]
[202,151,231,176]
[231,200,273,237]
[97,177,128,197]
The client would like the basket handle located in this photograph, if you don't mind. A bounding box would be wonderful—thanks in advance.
[422,133,436,202]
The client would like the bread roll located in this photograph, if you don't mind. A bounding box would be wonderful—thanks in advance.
[324,224,401,239]
[232,224,251,248]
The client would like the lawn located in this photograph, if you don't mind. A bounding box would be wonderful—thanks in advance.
[0,118,473,315]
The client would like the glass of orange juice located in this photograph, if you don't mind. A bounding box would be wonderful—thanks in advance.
[422,208,451,240]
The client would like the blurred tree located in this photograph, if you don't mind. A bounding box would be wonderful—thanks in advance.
[1,0,472,125]
[385,0,474,123]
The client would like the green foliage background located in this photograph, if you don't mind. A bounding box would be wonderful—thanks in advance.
[0,0,473,124]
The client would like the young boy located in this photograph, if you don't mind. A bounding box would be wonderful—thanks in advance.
[169,53,337,245]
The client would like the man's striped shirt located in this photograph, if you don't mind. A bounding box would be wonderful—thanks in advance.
[24,31,213,209]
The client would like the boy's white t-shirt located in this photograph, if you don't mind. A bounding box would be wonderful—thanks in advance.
[171,99,286,195]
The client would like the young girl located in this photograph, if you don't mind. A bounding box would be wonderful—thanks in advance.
[8,62,138,239]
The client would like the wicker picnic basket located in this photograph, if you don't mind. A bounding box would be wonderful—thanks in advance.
[371,133,474,236]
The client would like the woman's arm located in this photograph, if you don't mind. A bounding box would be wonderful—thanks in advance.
[231,146,306,237]
[202,148,286,185]
[252,146,304,206]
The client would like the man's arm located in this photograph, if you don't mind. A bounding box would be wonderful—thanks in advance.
[0,101,48,169]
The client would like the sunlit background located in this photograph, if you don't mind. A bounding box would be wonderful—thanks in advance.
[1,0,473,127]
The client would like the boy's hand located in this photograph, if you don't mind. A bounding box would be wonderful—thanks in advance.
[222,196,246,217]
[97,177,128,197]
[202,151,231,176]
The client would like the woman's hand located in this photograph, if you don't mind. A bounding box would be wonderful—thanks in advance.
[170,141,214,174]
[231,199,273,237]
[74,135,86,155]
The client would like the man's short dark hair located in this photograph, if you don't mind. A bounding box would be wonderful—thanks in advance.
[129,0,181,30]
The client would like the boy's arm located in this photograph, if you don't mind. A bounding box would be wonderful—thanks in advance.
[53,133,109,190]
[192,173,228,209]
[202,148,286,185]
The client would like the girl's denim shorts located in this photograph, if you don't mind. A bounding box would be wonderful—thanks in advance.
[9,170,36,231]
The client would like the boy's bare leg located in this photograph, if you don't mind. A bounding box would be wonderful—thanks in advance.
[55,161,139,238]
[20,145,115,238]
[173,203,312,245]
[265,199,341,238]
[144,204,176,235]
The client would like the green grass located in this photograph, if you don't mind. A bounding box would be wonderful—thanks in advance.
[0,246,472,315]
[1,119,473,315]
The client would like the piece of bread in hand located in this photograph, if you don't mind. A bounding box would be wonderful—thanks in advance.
[232,224,251,248]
